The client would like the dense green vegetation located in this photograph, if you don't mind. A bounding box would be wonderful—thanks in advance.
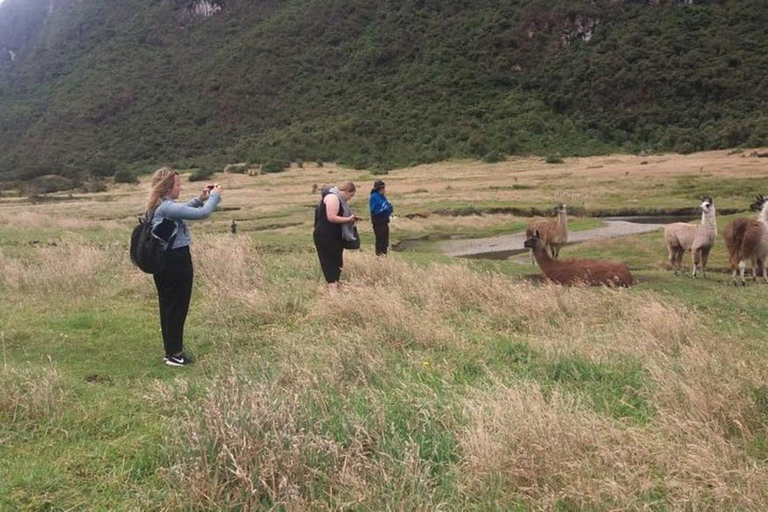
[1,0,767,183]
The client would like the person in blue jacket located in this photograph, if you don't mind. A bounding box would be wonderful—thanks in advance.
[369,180,394,256]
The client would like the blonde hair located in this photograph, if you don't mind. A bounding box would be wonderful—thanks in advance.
[338,181,356,194]
[145,167,178,213]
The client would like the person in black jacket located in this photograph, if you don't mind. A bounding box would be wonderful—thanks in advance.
[369,180,394,256]
[313,182,358,290]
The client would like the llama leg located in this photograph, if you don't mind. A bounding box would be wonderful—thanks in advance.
[668,248,677,275]
[739,261,747,286]
[763,259,768,284]
[670,249,678,275]
[700,248,710,278]
[692,249,701,278]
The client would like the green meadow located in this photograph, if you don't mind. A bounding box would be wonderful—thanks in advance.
[3,151,768,509]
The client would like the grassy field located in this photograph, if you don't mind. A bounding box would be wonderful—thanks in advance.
[3,150,768,509]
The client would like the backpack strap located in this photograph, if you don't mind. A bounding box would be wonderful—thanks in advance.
[147,204,180,252]
[165,228,178,253]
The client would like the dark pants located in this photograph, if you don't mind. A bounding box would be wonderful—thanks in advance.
[314,235,344,283]
[373,221,389,256]
[153,246,193,356]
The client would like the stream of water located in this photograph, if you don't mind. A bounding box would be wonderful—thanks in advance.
[438,215,700,260]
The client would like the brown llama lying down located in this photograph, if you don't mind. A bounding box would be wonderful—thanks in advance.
[724,195,768,285]
[524,231,633,286]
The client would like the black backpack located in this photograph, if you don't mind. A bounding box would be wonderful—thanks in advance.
[129,210,178,274]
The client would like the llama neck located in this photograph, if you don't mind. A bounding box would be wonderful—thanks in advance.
[557,210,568,231]
[532,244,555,269]
[760,205,768,225]
[700,208,717,233]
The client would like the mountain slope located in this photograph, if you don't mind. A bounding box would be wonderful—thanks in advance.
[1,0,767,181]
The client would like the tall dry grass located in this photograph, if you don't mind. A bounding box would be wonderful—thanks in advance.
[313,253,702,360]
[459,379,768,509]
[192,234,316,327]
[157,247,768,509]
[0,209,122,230]
[0,238,119,297]
[159,374,443,510]
[0,365,69,427]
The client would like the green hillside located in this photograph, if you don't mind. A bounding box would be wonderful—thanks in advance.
[1,0,767,182]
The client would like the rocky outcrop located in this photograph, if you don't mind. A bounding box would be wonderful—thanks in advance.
[173,0,224,26]
[561,15,599,46]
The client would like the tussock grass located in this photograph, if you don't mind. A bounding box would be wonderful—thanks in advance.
[0,210,121,230]
[0,365,68,427]
[145,248,768,509]
[459,380,768,509]
[159,374,449,509]
[0,238,116,297]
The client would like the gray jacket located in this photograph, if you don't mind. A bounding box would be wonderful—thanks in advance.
[151,192,221,249]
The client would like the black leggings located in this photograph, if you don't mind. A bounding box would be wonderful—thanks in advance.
[153,246,193,356]
[314,235,344,283]
[373,222,389,256]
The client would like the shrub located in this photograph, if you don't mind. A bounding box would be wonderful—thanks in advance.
[31,175,75,193]
[545,153,564,164]
[261,160,288,173]
[81,179,107,193]
[224,163,248,174]
[482,151,504,163]
[114,169,139,184]
[345,155,371,170]
[370,162,392,176]
[189,168,216,182]
[87,158,117,178]
[675,142,696,155]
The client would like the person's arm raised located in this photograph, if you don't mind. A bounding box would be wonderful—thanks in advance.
[164,187,222,220]
[324,194,355,224]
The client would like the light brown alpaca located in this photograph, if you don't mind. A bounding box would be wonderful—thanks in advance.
[724,195,768,285]
[663,196,717,277]
[524,231,633,287]
[526,204,568,265]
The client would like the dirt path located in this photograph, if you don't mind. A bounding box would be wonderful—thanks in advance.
[442,220,665,258]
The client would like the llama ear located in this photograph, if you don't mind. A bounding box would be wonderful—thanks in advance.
[534,230,540,238]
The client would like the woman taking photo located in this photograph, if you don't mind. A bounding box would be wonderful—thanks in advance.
[146,167,222,366]
[313,181,358,290]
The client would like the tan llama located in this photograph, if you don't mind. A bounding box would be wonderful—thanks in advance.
[526,203,568,265]
[524,231,633,287]
[663,196,717,277]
